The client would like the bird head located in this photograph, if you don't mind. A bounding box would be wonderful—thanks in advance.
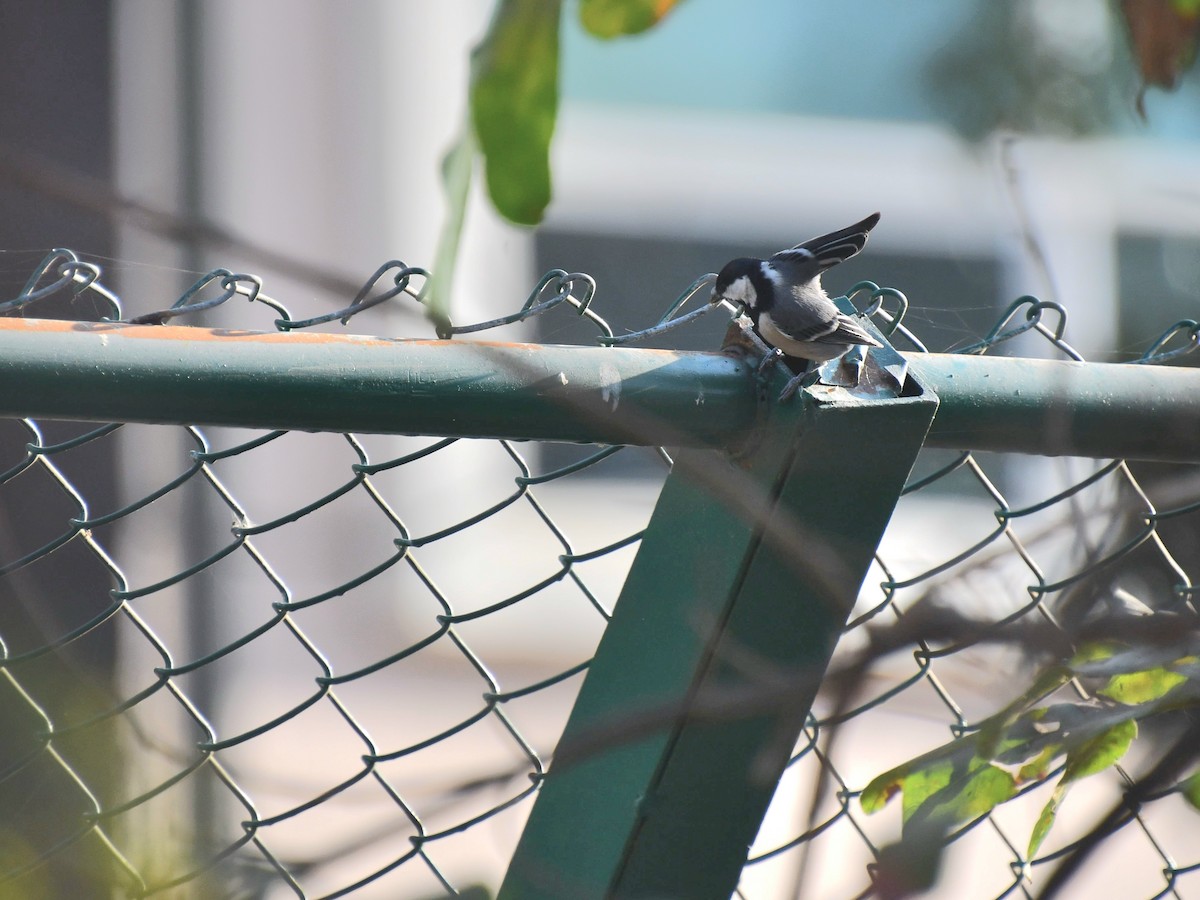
[710,258,766,312]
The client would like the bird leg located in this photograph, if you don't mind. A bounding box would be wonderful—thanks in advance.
[722,314,782,396]
[778,363,817,402]
[756,346,785,379]
[721,314,824,402]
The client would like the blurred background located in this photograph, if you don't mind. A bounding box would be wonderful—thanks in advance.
[5,1,1199,354]
[1,1,1199,897]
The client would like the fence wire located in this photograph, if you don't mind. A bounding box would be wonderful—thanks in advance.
[735,293,1200,900]
[1,250,1198,899]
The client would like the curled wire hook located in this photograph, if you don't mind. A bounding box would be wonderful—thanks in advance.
[656,273,717,324]
[955,295,1069,355]
[1136,319,1200,364]
[84,277,124,321]
[520,269,596,318]
[982,295,1046,347]
[848,281,909,337]
[0,250,104,314]
[230,282,294,326]
[276,261,428,331]
[442,269,612,340]
[124,270,263,324]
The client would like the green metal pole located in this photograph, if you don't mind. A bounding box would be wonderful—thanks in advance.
[4,319,1200,460]
[499,318,940,898]
[905,353,1200,462]
[0,318,754,449]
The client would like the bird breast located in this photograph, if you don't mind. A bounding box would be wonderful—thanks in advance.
[757,311,847,361]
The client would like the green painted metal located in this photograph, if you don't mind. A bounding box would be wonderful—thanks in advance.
[610,385,938,898]
[496,447,782,897]
[907,354,1200,463]
[0,318,754,449]
[5,319,1200,461]
[7,309,1199,893]
[499,333,939,898]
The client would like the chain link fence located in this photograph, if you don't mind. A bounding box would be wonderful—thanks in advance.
[736,300,1200,899]
[2,249,1199,898]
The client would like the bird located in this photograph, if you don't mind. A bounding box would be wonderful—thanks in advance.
[710,212,883,395]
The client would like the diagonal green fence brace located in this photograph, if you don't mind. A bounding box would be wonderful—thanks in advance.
[500,329,939,898]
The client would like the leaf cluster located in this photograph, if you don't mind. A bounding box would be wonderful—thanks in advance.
[861,633,1200,893]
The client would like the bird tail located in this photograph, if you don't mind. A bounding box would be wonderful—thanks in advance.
[795,212,881,272]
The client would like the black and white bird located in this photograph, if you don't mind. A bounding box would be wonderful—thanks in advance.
[710,213,883,377]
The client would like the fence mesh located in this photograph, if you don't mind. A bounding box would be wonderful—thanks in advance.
[734,301,1200,898]
[1,249,1198,899]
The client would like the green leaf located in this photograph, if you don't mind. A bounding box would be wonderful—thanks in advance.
[427,129,476,335]
[1068,641,1121,666]
[1016,743,1062,783]
[470,0,561,225]
[1099,666,1188,705]
[863,753,1015,832]
[899,762,954,821]
[1028,782,1068,858]
[1073,643,1196,679]
[1062,719,1136,782]
[938,762,1016,824]
[974,665,1072,760]
[1180,769,1200,811]
[861,736,980,815]
[1026,720,1135,858]
[580,0,685,38]
[860,767,905,815]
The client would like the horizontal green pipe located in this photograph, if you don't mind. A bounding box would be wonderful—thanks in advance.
[3,319,1200,460]
[0,319,755,448]
[906,353,1200,463]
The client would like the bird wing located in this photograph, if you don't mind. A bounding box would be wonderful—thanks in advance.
[773,212,881,274]
[765,290,840,342]
[768,289,881,347]
[826,312,881,347]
